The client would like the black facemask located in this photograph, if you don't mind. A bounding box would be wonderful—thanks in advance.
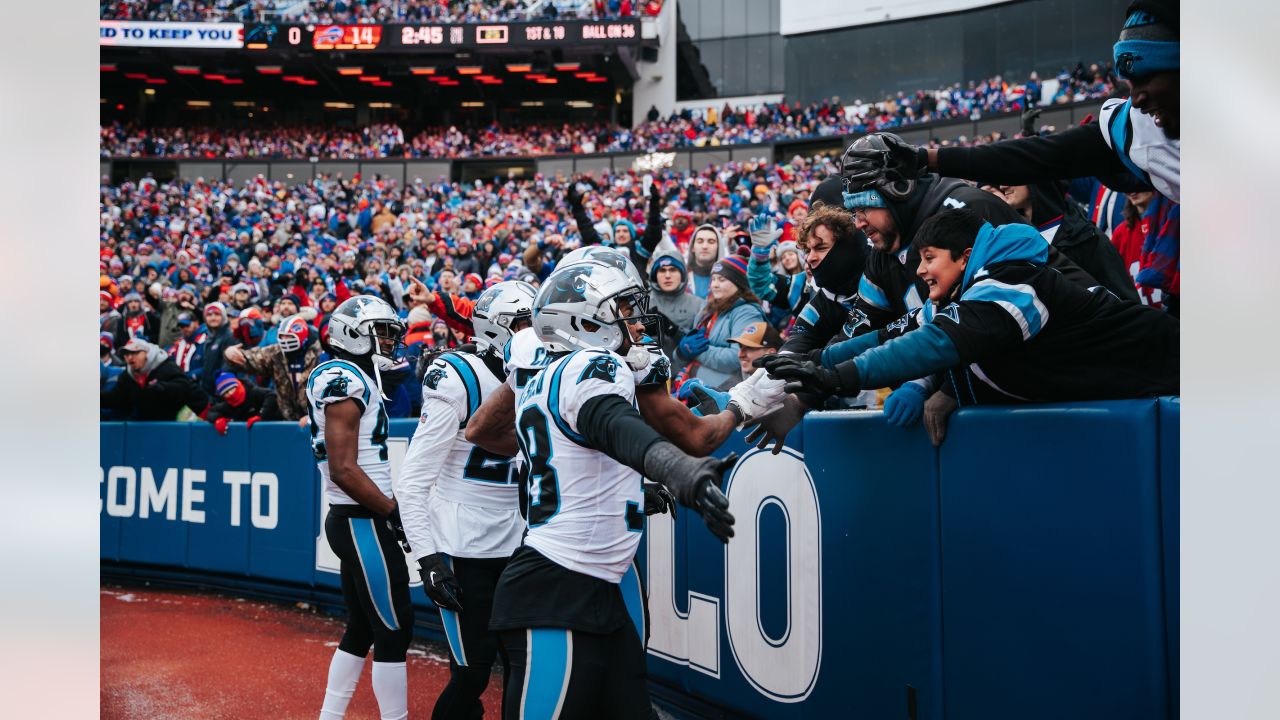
[809,234,866,297]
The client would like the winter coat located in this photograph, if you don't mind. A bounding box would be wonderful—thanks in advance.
[200,324,235,395]
[680,297,767,388]
[647,250,703,365]
[100,341,210,421]
[237,340,323,420]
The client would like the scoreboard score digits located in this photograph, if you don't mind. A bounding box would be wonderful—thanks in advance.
[244,20,641,52]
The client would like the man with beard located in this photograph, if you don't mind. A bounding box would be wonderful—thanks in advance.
[101,338,210,421]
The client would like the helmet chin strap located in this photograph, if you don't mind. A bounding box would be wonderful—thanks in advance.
[371,354,393,400]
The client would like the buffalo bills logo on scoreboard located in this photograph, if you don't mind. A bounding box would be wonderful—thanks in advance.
[314,25,344,46]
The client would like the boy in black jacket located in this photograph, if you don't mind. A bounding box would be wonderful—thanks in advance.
[761,209,1178,411]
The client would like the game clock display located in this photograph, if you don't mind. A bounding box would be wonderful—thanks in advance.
[244,20,641,52]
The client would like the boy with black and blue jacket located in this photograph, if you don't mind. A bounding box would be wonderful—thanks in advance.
[759,209,1178,406]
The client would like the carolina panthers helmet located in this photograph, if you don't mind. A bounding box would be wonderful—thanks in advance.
[326,295,406,365]
[472,280,536,356]
[277,314,310,353]
[533,260,657,355]
[840,132,917,201]
[556,245,646,289]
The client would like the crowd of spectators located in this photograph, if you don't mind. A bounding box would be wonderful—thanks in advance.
[100,0,663,23]
[100,109,1177,425]
[100,62,1116,159]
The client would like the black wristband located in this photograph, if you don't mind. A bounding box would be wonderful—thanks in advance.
[916,147,930,173]
[726,401,746,425]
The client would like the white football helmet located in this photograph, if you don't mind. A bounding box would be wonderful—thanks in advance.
[472,280,536,356]
[327,295,406,367]
[533,260,657,355]
[556,245,646,289]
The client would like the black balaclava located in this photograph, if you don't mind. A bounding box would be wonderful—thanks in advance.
[810,232,866,297]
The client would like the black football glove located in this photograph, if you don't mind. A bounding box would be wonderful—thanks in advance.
[385,503,411,554]
[767,357,863,398]
[1020,107,1043,137]
[841,133,927,188]
[643,443,736,543]
[566,182,583,206]
[642,482,677,518]
[418,553,464,612]
[743,394,809,455]
[751,349,821,376]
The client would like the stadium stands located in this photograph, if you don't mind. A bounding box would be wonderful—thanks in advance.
[100,63,1115,159]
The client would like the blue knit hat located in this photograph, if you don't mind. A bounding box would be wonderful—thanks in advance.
[649,254,687,281]
[1114,1,1179,79]
[215,372,242,397]
[842,189,887,210]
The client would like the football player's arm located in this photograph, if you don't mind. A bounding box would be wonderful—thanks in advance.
[578,393,735,541]
[931,123,1126,187]
[464,383,519,457]
[395,394,464,562]
[324,399,397,516]
[637,384,735,457]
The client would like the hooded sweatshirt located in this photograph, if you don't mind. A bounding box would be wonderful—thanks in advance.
[100,340,210,420]
[647,251,704,363]
[1026,181,1139,303]
[684,224,728,299]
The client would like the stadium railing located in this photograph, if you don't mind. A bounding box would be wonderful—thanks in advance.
[100,396,1178,720]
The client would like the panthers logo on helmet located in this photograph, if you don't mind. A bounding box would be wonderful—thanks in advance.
[578,354,619,384]
[321,373,350,399]
[424,366,446,390]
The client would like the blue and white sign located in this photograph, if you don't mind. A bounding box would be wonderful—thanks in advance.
[100,21,245,49]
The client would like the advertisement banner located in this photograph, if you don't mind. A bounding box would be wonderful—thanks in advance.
[100,21,245,49]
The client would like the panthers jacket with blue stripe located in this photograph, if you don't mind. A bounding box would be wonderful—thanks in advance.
[842,222,1179,405]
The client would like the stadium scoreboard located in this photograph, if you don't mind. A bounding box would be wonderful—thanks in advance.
[244,20,642,52]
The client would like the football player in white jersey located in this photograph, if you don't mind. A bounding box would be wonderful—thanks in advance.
[467,247,782,462]
[488,261,736,720]
[308,296,413,720]
[395,280,536,720]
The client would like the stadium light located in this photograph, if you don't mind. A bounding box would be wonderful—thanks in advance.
[373,81,392,87]
[100,64,116,72]
[232,101,256,107]
[554,63,581,72]
[369,102,394,108]
[282,76,304,82]
[297,79,318,86]
[146,78,168,85]
[457,66,483,75]
[505,64,532,73]
[144,88,156,95]
[174,66,200,75]
[256,66,282,74]
[186,100,212,107]
[537,78,558,85]
[221,79,244,85]
[521,101,544,107]
[124,73,147,80]
[461,101,485,107]
[567,100,594,108]
[587,77,608,83]
[410,67,436,75]
[358,76,382,82]
[337,67,363,75]
[324,102,355,109]
[574,72,597,79]
[204,74,226,81]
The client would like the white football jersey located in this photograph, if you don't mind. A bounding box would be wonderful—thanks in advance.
[397,351,522,562]
[504,327,550,393]
[306,359,392,506]
[1100,97,1180,203]
[515,348,644,583]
